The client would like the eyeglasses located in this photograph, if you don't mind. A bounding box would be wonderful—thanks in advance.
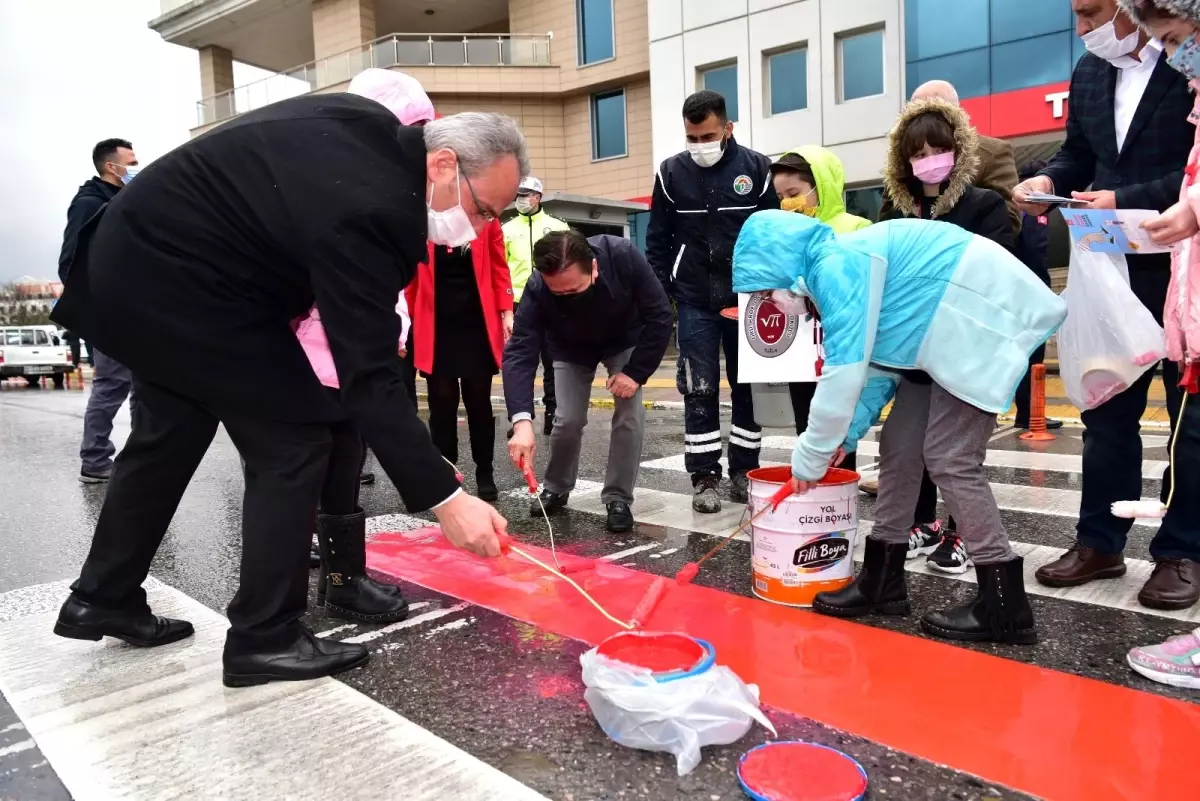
[461,171,498,223]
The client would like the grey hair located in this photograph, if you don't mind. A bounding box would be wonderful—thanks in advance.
[423,112,531,177]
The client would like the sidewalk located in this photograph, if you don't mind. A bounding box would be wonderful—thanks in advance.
[416,355,1172,426]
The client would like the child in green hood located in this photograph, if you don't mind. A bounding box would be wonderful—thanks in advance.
[770,146,872,470]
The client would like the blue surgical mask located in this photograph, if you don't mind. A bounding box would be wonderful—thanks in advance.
[118,164,141,185]
[1168,35,1200,80]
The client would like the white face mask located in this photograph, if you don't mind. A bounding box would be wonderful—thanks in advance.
[1081,12,1139,63]
[687,139,724,168]
[426,162,476,248]
[515,196,537,215]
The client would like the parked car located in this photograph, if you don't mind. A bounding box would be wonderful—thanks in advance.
[0,326,74,388]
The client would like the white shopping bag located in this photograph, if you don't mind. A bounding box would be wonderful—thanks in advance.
[1057,248,1166,411]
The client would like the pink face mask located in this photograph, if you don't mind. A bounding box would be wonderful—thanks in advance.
[911,151,955,185]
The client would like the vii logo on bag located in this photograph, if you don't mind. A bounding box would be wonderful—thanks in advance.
[792,533,851,572]
[745,295,798,358]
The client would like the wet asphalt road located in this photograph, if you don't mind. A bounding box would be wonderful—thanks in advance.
[0,384,1193,799]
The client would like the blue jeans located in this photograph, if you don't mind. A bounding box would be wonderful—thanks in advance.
[80,349,140,473]
[675,302,760,480]
[1077,361,1199,561]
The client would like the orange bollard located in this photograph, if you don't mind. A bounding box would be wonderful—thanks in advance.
[75,367,85,389]
[1020,364,1055,442]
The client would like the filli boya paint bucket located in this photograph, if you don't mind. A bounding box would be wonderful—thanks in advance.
[745,466,860,607]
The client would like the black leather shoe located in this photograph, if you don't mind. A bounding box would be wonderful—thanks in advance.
[222,628,369,688]
[812,538,910,618]
[606,501,634,533]
[531,489,568,517]
[476,474,499,502]
[922,557,1037,644]
[310,543,320,570]
[53,596,194,648]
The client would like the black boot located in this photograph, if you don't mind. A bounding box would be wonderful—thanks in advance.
[471,415,498,502]
[921,557,1037,644]
[812,538,910,618]
[543,408,555,436]
[316,511,410,623]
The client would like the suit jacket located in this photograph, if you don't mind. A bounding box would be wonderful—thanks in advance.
[1039,50,1193,319]
[51,93,459,512]
[878,132,1021,237]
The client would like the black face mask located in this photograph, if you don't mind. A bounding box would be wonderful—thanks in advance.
[552,281,597,313]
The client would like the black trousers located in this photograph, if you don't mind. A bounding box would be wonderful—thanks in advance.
[321,389,363,515]
[426,375,494,468]
[70,379,333,655]
[788,382,857,473]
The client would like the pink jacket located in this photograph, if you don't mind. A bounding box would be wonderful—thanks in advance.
[1170,84,1200,366]
[296,294,411,389]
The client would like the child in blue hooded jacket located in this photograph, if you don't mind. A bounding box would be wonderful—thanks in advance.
[732,210,1066,643]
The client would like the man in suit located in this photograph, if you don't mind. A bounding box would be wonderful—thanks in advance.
[50,80,522,686]
[1014,0,1196,610]
[878,80,1021,238]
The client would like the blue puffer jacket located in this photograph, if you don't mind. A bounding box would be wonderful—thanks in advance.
[733,210,1067,481]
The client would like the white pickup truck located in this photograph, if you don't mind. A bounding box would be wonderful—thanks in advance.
[0,326,74,388]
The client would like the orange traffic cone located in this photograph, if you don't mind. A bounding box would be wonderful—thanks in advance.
[1020,364,1055,442]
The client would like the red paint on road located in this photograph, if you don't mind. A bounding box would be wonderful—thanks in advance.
[368,527,1200,801]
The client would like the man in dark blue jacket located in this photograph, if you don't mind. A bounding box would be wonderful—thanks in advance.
[505,230,672,533]
[1012,161,1059,432]
[1014,0,1197,609]
[59,138,141,484]
[646,91,778,513]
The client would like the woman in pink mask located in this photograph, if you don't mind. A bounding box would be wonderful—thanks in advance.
[879,97,1014,577]
[291,69,436,624]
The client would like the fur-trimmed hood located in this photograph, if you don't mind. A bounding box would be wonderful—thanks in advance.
[882,97,981,220]
[1118,0,1200,25]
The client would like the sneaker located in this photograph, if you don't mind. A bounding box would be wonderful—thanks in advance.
[530,489,568,517]
[927,534,972,575]
[79,469,111,484]
[729,472,750,504]
[906,521,942,560]
[692,476,722,514]
[1127,628,1200,689]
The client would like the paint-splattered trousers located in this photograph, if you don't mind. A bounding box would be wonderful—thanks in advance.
[675,302,760,482]
[872,377,1015,565]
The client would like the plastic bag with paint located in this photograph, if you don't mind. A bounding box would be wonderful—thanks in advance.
[580,645,775,776]
[1058,249,1166,411]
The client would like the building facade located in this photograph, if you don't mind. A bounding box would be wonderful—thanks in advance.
[149,0,654,235]
[644,0,1078,243]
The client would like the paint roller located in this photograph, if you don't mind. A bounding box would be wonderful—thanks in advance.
[627,481,797,629]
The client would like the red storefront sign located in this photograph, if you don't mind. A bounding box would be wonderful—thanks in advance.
[961,81,1071,139]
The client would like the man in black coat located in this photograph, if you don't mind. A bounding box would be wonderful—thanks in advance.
[58,138,141,484]
[50,84,526,686]
[646,91,779,514]
[504,230,672,533]
[1015,0,1197,609]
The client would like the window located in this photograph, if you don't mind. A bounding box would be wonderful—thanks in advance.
[990,32,1073,95]
[904,0,988,61]
[627,211,650,252]
[591,89,626,160]
[838,29,885,102]
[577,0,615,65]
[906,48,990,101]
[767,47,808,115]
[990,0,1072,46]
[845,187,884,223]
[4,331,17,346]
[699,63,739,122]
[34,330,49,346]
[19,330,34,345]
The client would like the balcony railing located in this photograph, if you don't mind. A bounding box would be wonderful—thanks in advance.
[197,32,553,127]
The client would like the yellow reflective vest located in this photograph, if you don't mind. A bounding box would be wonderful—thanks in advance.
[502,209,570,302]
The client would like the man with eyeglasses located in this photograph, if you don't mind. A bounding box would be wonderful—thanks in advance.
[58,138,142,485]
[51,73,528,688]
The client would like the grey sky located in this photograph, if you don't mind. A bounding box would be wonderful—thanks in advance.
[0,0,268,282]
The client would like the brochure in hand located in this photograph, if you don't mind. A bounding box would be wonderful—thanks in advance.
[1061,208,1178,255]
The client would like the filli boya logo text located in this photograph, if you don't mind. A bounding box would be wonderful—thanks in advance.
[792,533,851,572]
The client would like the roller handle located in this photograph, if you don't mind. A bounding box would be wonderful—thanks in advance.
[770,482,794,510]
[1183,362,1199,395]
[520,458,539,494]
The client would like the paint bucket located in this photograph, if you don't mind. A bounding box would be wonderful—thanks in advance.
[750,382,796,429]
[746,466,859,607]
[596,631,715,683]
[737,741,868,801]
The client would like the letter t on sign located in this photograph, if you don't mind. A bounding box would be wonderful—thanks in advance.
[1045,91,1069,120]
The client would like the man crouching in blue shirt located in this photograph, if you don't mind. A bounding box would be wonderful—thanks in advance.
[504,230,673,533]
